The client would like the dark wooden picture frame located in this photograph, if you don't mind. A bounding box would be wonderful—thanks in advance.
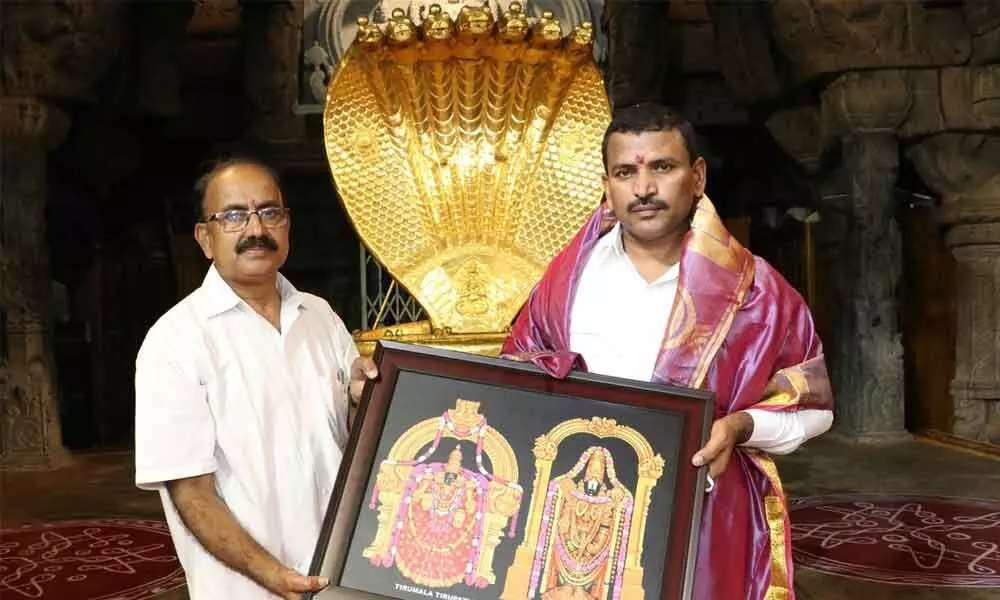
[306,340,713,600]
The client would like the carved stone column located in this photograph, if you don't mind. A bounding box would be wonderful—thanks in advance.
[239,0,305,140]
[819,71,911,439]
[766,104,843,373]
[0,96,70,469]
[765,106,823,175]
[601,0,673,107]
[135,1,195,117]
[908,134,1000,443]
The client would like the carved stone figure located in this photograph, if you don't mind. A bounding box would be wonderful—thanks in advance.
[0,99,70,470]
[0,1,124,99]
[770,0,970,80]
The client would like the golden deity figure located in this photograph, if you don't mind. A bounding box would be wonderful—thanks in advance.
[364,400,523,589]
[535,448,631,600]
[322,2,611,357]
[502,418,665,600]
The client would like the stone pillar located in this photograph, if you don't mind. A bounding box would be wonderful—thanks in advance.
[601,0,673,107]
[239,0,305,141]
[766,105,843,373]
[837,133,906,438]
[0,96,70,469]
[135,1,195,117]
[908,133,1000,443]
[819,72,911,440]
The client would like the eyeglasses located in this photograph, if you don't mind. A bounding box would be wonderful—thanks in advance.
[203,207,290,233]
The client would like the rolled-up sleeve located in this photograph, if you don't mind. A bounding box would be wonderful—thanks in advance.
[134,328,217,490]
[742,408,834,455]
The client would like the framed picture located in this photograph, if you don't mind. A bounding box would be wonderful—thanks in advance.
[306,340,713,600]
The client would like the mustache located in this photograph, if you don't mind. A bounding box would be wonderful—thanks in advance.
[627,196,669,212]
[236,235,279,254]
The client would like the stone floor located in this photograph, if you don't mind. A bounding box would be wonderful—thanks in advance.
[2,436,999,599]
[780,435,1000,600]
[0,450,189,600]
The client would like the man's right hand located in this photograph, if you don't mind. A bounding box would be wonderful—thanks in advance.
[690,411,754,478]
[167,474,329,599]
[269,567,329,600]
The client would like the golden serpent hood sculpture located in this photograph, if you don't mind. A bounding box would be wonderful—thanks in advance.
[323,2,611,355]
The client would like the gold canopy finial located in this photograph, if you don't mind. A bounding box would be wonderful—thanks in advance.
[386,8,417,44]
[355,15,384,46]
[497,1,529,42]
[457,3,495,41]
[422,4,455,41]
[530,10,562,47]
[568,21,594,52]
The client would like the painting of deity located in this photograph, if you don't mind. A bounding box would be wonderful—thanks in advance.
[533,448,635,599]
[360,399,524,589]
[307,341,711,600]
[502,419,665,600]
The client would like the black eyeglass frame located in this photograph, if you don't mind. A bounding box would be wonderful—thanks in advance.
[201,207,291,232]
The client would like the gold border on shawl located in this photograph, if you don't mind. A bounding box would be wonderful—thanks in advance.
[780,367,810,398]
[663,287,697,350]
[754,362,815,409]
[675,195,793,596]
[753,393,798,409]
[687,201,743,273]
[749,452,792,600]
[689,261,755,388]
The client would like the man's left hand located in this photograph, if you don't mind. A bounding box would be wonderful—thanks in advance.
[349,356,378,404]
[691,412,754,478]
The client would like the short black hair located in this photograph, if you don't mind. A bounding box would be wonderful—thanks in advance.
[601,103,699,171]
[193,156,282,222]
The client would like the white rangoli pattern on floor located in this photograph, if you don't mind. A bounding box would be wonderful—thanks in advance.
[790,494,1000,587]
[0,519,184,599]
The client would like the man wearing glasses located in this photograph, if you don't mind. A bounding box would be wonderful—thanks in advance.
[134,158,377,600]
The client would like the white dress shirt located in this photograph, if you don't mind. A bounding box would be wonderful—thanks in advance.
[569,224,832,454]
[135,265,359,599]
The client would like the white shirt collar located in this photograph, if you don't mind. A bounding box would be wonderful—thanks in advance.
[591,222,627,259]
[196,264,303,319]
[589,223,679,286]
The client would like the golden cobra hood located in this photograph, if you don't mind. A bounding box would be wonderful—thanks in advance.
[323,2,611,356]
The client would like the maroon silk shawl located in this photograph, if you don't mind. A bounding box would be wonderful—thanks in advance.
[501,195,833,600]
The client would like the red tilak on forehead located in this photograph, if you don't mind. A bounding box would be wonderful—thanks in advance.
[634,154,646,165]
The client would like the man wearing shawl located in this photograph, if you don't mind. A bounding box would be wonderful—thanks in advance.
[501,103,834,599]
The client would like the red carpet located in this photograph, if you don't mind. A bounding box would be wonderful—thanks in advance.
[0,518,184,599]
[790,494,1000,587]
